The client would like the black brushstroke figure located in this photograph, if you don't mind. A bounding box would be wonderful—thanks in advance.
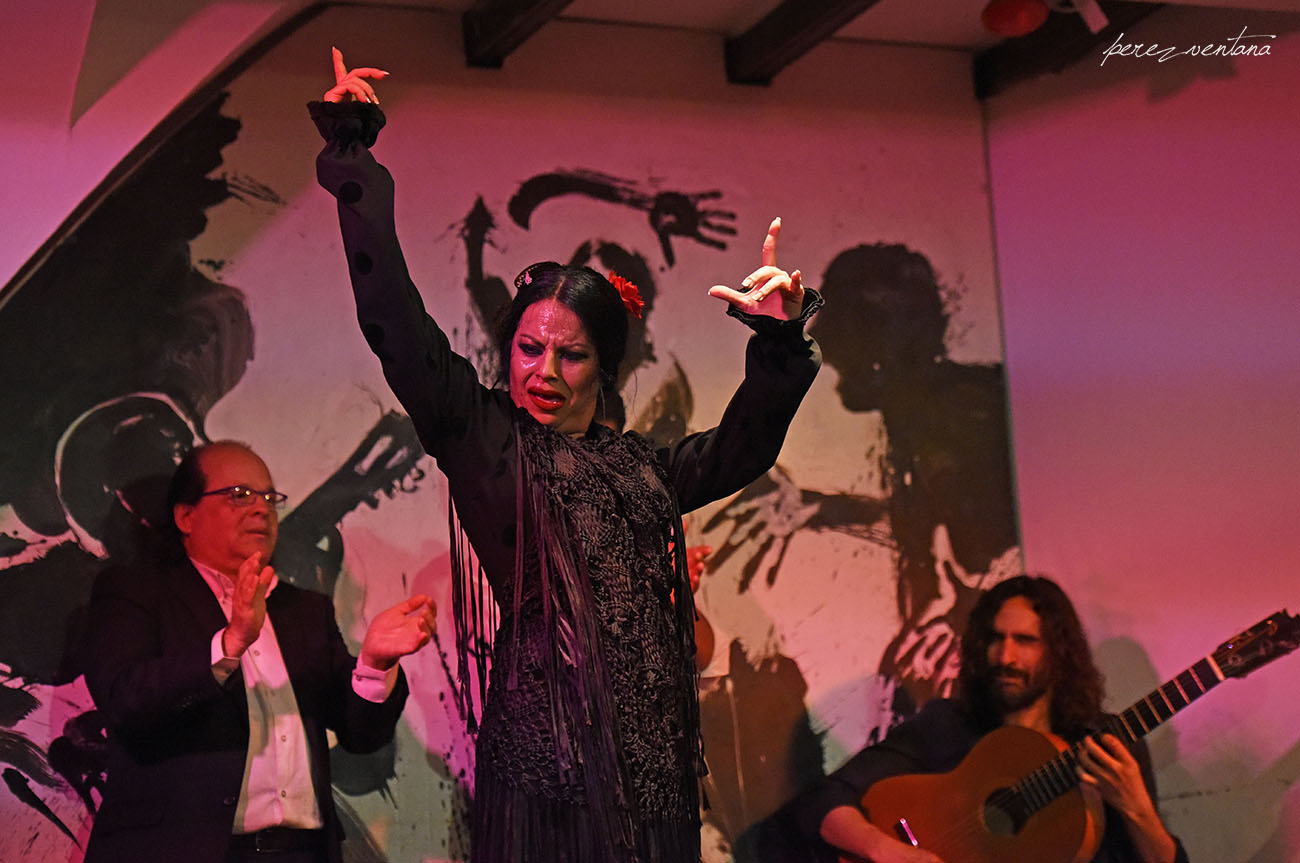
[311,49,822,863]
[457,164,731,442]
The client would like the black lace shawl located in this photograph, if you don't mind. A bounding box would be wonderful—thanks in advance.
[463,417,701,853]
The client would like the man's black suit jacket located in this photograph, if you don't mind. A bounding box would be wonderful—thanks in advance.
[82,557,409,863]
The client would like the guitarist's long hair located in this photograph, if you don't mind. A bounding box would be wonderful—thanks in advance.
[955,575,1106,738]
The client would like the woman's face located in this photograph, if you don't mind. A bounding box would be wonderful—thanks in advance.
[509,298,601,436]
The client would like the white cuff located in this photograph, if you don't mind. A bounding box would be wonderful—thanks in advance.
[210,629,240,683]
[351,660,399,702]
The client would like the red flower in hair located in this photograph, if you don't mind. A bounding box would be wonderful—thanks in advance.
[608,271,644,319]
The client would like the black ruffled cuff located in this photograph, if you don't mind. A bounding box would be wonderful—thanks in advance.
[726,287,824,336]
[307,100,387,151]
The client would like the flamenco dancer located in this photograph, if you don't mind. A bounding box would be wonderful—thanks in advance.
[310,49,823,863]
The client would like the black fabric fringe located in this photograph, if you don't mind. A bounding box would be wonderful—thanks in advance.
[520,424,642,857]
[450,414,704,862]
[449,500,495,734]
[472,770,701,863]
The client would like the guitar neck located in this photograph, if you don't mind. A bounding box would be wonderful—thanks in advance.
[1016,608,1300,816]
[1107,654,1227,745]
[1016,654,1226,811]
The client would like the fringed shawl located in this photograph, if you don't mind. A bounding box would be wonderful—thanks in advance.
[449,411,704,862]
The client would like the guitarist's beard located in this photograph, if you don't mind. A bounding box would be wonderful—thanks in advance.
[985,665,1050,715]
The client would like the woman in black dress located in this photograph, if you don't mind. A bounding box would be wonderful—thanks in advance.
[311,49,823,863]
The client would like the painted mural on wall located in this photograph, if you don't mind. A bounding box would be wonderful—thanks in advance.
[0,11,1016,862]
[0,93,432,861]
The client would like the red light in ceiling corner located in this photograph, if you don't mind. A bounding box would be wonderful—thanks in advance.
[981,0,1050,37]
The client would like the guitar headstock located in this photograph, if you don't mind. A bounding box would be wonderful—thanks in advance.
[1213,609,1300,679]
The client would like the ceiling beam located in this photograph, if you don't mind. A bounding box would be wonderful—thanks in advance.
[973,1,1165,100]
[462,0,576,69]
[725,0,884,86]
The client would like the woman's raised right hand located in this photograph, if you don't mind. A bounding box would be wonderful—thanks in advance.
[323,46,388,103]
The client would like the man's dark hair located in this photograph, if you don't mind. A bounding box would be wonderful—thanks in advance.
[956,575,1105,737]
[163,440,255,554]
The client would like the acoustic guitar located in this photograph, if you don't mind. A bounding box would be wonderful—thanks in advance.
[858,609,1300,863]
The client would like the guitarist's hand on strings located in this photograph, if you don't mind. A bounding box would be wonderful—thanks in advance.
[1077,734,1179,863]
[1076,734,1157,823]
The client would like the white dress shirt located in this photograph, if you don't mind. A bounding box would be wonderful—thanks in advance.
[193,559,397,834]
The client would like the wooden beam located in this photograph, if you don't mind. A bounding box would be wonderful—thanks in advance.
[973,1,1164,100]
[462,0,576,69]
[725,0,884,86]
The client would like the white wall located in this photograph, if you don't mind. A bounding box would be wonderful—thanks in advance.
[987,7,1300,861]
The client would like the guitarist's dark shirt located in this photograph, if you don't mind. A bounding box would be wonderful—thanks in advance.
[784,698,1189,863]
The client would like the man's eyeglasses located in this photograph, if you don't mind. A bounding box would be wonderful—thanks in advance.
[200,486,288,507]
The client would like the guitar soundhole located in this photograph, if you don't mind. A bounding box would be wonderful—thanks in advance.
[983,795,1016,836]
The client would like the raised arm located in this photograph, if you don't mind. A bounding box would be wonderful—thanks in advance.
[663,217,822,511]
[309,50,513,476]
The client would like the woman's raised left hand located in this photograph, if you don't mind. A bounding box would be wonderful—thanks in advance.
[708,217,805,320]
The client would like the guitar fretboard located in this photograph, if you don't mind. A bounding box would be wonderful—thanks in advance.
[1008,656,1225,815]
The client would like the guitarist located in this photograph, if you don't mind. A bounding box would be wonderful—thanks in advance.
[788,575,1188,863]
